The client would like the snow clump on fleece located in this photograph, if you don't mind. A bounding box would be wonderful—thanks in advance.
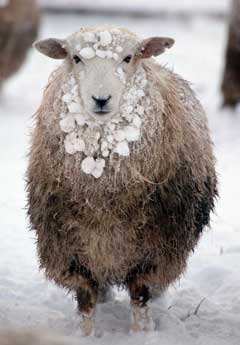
[59,29,152,179]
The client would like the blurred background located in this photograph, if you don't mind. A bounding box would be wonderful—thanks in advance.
[0,1,240,344]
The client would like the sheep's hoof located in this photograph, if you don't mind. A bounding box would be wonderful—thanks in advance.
[80,311,95,336]
[131,305,155,332]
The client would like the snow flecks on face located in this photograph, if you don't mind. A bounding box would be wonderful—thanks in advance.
[60,60,150,178]
[73,29,126,62]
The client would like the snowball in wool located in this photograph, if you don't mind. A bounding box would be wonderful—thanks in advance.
[81,157,106,178]
[80,47,95,59]
[83,32,96,43]
[64,132,85,154]
[96,50,108,59]
[112,53,119,61]
[132,115,142,128]
[115,130,125,142]
[116,46,123,53]
[81,157,96,174]
[68,102,81,113]
[98,31,112,46]
[115,141,130,157]
[124,126,140,142]
[136,105,145,115]
[60,115,76,133]
[62,93,73,104]
[75,114,86,126]
[74,137,85,152]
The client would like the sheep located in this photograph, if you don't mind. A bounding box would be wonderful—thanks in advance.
[27,26,218,335]
[221,0,240,107]
[0,0,40,89]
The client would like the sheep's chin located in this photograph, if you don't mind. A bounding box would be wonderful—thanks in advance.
[86,110,116,123]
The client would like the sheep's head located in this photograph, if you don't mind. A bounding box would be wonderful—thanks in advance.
[34,27,174,121]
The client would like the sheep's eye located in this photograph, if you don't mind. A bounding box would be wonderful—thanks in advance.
[73,55,82,64]
[123,55,132,63]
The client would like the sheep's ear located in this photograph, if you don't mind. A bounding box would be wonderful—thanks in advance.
[138,37,175,59]
[34,38,67,59]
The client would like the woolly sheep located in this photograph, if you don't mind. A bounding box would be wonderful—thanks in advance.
[0,0,39,89]
[221,0,240,107]
[27,26,218,335]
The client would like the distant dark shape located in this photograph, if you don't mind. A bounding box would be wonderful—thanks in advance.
[222,0,240,108]
[0,0,40,89]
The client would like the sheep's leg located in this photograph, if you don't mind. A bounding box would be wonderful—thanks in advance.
[128,283,154,332]
[76,283,98,336]
[98,285,113,304]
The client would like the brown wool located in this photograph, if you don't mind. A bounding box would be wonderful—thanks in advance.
[27,57,218,292]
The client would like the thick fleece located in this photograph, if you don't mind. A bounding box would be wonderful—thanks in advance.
[27,45,217,293]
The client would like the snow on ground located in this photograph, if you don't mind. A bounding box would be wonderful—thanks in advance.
[0,12,240,345]
[40,0,230,16]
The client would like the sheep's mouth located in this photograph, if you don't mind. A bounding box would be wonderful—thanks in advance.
[94,110,111,115]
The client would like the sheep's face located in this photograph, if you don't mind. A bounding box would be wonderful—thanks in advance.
[67,32,138,121]
[34,27,174,122]
[34,27,174,178]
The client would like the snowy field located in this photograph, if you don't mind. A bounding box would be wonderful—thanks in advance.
[40,0,230,16]
[0,12,240,345]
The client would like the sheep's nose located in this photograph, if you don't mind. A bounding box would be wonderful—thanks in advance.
[92,95,111,109]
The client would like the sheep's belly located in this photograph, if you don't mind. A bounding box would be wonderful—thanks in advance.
[70,226,151,284]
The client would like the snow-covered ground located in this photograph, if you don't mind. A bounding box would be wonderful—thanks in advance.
[40,0,230,16]
[0,12,240,345]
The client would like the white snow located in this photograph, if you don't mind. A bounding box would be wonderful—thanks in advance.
[98,30,112,46]
[96,49,108,58]
[114,141,130,157]
[60,115,76,133]
[39,0,230,15]
[62,93,72,103]
[81,157,106,178]
[80,47,96,59]
[81,156,97,175]
[116,46,123,53]
[83,32,97,43]
[0,11,240,345]
[124,126,140,142]
[64,131,85,154]
[68,101,81,114]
